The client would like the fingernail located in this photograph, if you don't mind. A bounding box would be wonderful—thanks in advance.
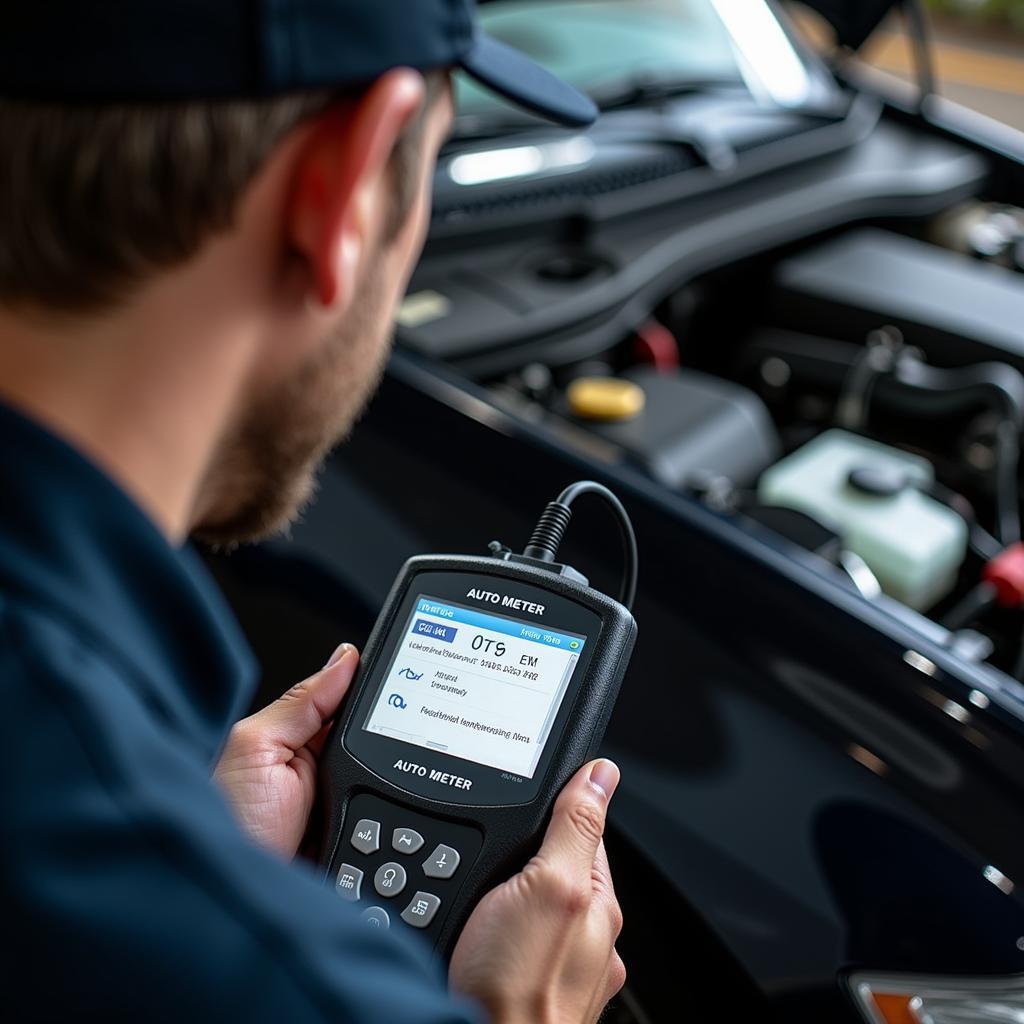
[324,642,354,669]
[589,759,620,800]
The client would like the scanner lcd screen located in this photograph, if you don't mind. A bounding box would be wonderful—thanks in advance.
[363,595,587,778]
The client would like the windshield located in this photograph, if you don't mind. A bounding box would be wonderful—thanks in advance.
[456,0,832,121]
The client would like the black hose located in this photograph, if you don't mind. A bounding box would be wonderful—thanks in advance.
[872,355,1023,546]
[747,332,1024,547]
[892,357,1024,426]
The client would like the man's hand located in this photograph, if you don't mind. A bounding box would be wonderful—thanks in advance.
[214,644,358,859]
[449,759,625,1024]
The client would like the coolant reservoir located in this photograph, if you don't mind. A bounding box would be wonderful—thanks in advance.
[758,430,968,611]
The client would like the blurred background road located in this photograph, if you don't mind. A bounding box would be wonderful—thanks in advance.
[795,1,1024,130]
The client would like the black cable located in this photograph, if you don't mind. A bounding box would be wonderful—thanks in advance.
[924,481,1003,562]
[555,482,639,612]
[995,421,1022,546]
[1014,637,1024,682]
[835,328,900,431]
[523,480,639,610]
[942,581,998,632]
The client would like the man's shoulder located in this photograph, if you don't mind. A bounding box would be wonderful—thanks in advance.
[0,590,165,813]
[0,588,141,710]
[0,587,201,818]
[0,593,481,1024]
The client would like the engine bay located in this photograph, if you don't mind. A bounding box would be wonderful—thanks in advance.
[397,100,1024,681]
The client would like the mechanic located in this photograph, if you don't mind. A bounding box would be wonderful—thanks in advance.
[0,3,625,1021]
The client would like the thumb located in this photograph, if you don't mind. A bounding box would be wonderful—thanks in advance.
[536,759,620,878]
[249,643,359,751]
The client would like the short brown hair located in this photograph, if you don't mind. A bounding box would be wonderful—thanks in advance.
[0,72,445,313]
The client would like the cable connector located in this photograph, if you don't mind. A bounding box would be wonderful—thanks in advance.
[511,481,638,610]
[983,542,1024,609]
[523,502,573,562]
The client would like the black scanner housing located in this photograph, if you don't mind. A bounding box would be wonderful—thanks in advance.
[319,553,637,956]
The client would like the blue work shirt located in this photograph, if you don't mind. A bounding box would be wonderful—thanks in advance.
[0,401,483,1023]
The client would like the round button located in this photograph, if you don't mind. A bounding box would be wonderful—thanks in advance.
[374,861,407,898]
[360,906,390,930]
[567,377,645,422]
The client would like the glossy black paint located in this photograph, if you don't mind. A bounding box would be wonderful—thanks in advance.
[201,35,1024,1013]
[212,352,1024,1021]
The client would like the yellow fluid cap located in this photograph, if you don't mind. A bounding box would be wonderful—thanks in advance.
[567,376,646,422]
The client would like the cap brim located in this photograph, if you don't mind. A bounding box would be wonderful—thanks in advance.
[458,33,598,128]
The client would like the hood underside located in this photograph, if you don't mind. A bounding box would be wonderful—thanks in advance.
[794,0,903,50]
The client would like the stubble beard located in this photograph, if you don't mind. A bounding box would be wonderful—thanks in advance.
[192,278,393,549]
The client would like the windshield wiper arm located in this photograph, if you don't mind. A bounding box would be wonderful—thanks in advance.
[589,72,743,112]
[449,72,745,141]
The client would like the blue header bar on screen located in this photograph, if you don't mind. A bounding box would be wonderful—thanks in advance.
[414,598,586,652]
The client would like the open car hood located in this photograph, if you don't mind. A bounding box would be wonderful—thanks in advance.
[795,0,903,50]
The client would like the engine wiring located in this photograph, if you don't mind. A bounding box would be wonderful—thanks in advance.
[498,312,1024,676]
[834,332,1024,675]
[837,330,1024,548]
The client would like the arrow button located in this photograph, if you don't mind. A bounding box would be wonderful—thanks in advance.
[422,843,460,880]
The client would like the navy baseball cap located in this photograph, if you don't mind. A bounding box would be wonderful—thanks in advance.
[0,0,598,128]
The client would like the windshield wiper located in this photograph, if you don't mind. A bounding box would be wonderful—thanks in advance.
[450,72,745,141]
[588,72,744,112]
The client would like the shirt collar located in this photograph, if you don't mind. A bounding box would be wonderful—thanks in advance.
[0,400,256,759]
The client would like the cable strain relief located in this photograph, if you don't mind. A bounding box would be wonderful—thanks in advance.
[523,501,573,562]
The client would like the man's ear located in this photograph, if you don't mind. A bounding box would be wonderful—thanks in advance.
[288,68,427,311]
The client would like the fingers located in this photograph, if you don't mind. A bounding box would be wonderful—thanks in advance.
[536,759,620,883]
[306,719,335,759]
[450,761,626,1024]
[244,644,359,751]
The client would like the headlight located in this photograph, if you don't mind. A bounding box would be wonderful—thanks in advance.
[850,971,1024,1023]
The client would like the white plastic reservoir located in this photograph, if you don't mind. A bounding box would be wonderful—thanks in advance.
[758,430,967,611]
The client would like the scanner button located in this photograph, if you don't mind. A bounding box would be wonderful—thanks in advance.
[374,861,407,898]
[401,891,441,928]
[360,906,390,931]
[422,844,460,879]
[392,827,425,854]
[350,819,381,855]
[335,864,363,902]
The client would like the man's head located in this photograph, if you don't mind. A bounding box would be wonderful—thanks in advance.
[187,71,454,545]
[0,2,596,547]
[0,70,453,544]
